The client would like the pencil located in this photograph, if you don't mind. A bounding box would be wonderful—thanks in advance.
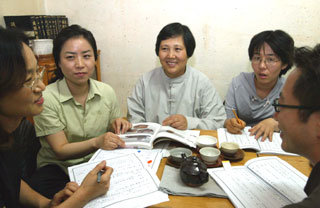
[232,109,241,124]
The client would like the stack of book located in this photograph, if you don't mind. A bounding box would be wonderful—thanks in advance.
[4,15,69,39]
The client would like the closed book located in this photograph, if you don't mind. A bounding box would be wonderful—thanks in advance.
[4,15,36,38]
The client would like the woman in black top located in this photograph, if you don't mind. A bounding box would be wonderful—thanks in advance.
[0,27,113,207]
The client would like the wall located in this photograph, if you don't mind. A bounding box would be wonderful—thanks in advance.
[0,0,44,26]
[2,0,320,116]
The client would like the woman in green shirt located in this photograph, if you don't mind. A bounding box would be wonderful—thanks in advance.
[31,25,131,198]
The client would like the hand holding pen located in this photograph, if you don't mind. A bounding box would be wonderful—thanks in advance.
[77,161,113,201]
[232,109,241,124]
[224,109,246,134]
[97,170,106,183]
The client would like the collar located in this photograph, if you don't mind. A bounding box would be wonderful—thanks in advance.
[58,78,101,103]
[160,65,191,84]
[250,72,284,100]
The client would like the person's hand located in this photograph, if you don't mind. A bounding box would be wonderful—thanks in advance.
[50,182,79,207]
[248,118,278,142]
[77,161,113,201]
[112,118,132,134]
[162,114,188,130]
[225,118,246,134]
[95,132,125,150]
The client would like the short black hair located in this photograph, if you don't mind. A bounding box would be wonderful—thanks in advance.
[0,26,29,97]
[155,22,196,57]
[51,24,97,83]
[293,44,320,122]
[0,26,29,146]
[248,30,294,77]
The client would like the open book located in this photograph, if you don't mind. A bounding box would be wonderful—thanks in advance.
[208,156,307,208]
[119,122,200,149]
[68,153,169,208]
[217,127,298,156]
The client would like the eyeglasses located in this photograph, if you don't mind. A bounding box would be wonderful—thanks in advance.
[24,66,45,90]
[272,98,319,112]
[251,55,280,67]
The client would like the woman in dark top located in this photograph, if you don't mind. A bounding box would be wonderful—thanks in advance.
[0,27,113,207]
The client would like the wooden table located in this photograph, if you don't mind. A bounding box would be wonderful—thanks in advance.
[150,130,312,208]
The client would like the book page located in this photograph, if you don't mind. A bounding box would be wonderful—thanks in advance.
[208,156,307,208]
[155,127,199,148]
[68,153,169,208]
[89,143,168,173]
[257,133,298,156]
[218,128,298,155]
[119,122,162,149]
[217,127,260,150]
[209,166,291,208]
[245,156,307,203]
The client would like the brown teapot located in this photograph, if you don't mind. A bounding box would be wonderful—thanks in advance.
[180,154,209,187]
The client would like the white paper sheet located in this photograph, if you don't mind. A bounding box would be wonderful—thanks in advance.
[217,127,298,156]
[89,142,168,174]
[209,156,307,208]
[69,153,169,208]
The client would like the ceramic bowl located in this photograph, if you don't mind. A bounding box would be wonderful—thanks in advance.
[168,147,192,165]
[220,142,240,156]
[196,135,217,148]
[199,147,221,164]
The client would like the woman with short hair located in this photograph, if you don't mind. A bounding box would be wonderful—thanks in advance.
[224,30,294,141]
[0,26,113,208]
[127,22,226,130]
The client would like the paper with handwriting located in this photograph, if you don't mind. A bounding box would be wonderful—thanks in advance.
[89,142,168,174]
[208,156,307,208]
[218,127,298,156]
[68,153,168,208]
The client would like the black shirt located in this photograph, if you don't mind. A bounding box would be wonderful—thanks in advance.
[0,119,39,208]
[283,161,320,207]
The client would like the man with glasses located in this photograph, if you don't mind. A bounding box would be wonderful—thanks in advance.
[273,45,320,207]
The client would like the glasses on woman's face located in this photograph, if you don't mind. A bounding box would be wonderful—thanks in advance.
[24,66,45,90]
[252,55,280,68]
[272,98,319,112]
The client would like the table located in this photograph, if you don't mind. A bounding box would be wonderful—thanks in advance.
[151,130,312,208]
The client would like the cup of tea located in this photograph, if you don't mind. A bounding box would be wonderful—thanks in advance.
[220,142,239,156]
[199,147,221,165]
[168,147,192,166]
[196,135,217,148]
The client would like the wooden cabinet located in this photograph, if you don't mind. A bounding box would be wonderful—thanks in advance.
[37,54,56,85]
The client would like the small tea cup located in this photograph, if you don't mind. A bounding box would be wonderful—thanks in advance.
[168,147,192,165]
[220,142,239,156]
[196,135,217,148]
[199,147,221,165]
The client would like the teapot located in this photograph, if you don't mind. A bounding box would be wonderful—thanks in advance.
[180,154,209,187]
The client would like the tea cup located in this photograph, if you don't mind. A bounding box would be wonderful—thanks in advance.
[199,147,221,165]
[220,142,239,156]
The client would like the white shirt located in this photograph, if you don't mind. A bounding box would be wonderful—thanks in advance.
[127,65,226,130]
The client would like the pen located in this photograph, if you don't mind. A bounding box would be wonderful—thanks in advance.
[97,170,105,183]
[232,109,241,124]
